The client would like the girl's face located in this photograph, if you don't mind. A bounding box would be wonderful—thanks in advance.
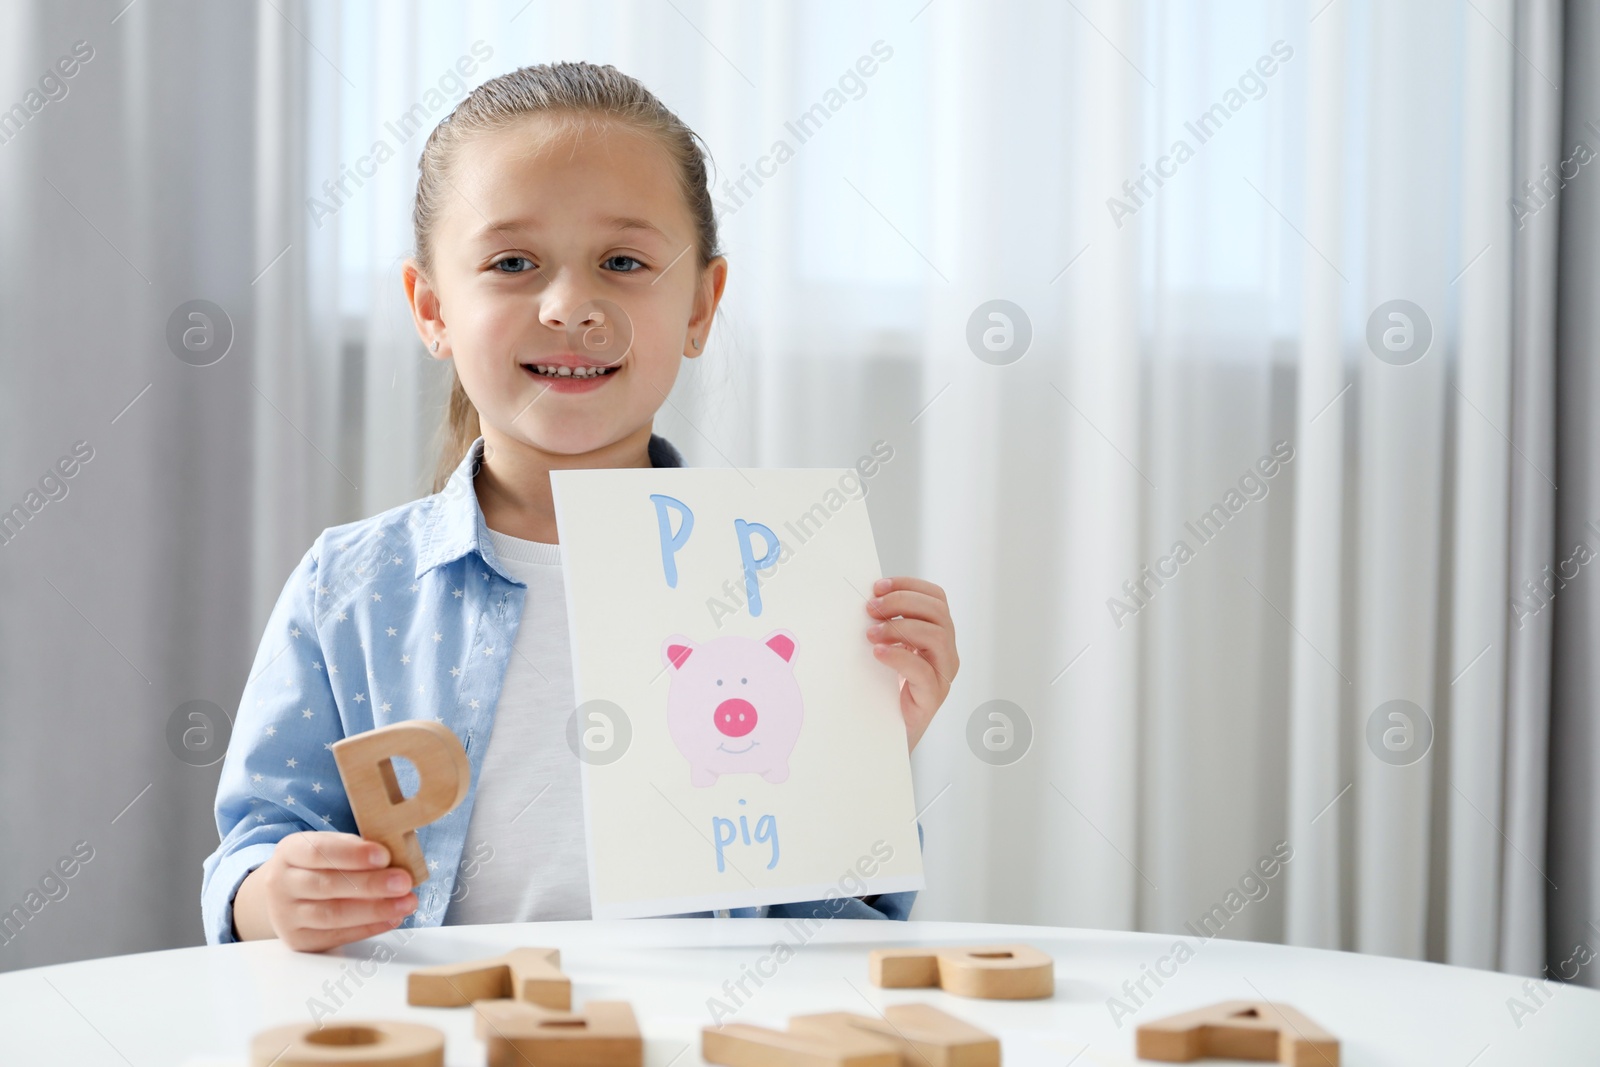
[405,114,725,459]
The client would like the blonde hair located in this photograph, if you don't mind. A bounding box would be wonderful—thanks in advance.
[416,61,722,492]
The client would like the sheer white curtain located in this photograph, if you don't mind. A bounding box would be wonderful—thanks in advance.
[256,0,1569,977]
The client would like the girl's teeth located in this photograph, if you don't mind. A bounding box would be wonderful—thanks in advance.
[531,364,612,378]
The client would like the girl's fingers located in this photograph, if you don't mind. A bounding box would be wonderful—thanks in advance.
[282,832,388,871]
[866,589,952,628]
[874,576,949,603]
[866,617,956,683]
[288,918,403,954]
[293,892,416,932]
[873,642,943,711]
[286,864,413,901]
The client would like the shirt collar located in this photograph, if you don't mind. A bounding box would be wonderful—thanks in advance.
[414,433,684,582]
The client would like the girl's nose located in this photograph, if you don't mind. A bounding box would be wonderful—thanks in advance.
[547,297,631,364]
[538,291,593,332]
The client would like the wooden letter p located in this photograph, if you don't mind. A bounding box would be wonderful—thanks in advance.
[332,720,470,886]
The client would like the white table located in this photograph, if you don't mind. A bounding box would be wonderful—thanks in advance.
[0,919,1594,1065]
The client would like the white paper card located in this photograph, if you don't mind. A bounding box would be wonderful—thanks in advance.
[550,466,925,918]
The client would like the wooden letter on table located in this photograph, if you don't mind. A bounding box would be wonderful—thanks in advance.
[1135,1000,1340,1067]
[408,947,570,1009]
[868,945,1053,1000]
[703,1020,901,1067]
[331,720,471,886]
[474,999,642,1067]
[789,1005,1001,1067]
[249,1019,444,1066]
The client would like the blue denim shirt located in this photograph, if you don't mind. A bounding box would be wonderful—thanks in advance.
[202,434,921,944]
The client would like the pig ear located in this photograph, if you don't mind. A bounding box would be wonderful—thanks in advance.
[763,630,797,663]
[662,635,696,671]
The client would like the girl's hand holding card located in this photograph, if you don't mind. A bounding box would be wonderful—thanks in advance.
[866,576,959,754]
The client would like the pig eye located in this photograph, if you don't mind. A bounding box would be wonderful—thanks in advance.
[740,678,747,684]
[716,679,723,686]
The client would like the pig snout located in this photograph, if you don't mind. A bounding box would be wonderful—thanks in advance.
[714,698,758,737]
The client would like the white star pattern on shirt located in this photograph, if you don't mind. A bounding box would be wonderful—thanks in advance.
[371,592,382,602]
[433,632,443,642]
[312,661,323,671]
[251,773,263,783]
[335,610,348,622]
[453,588,463,598]
[289,627,301,638]
[354,693,366,703]
[401,654,411,665]
[301,708,313,719]
[469,699,480,709]
[285,757,298,768]
[329,664,338,674]
[428,858,440,871]
[483,646,494,656]
[393,556,403,565]
[450,666,462,677]
[386,627,398,637]
[284,794,296,806]
[265,725,277,737]
[379,702,392,712]
[411,584,421,593]
[311,782,323,793]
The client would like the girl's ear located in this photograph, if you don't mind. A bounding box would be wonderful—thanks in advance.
[403,257,449,361]
[684,256,728,358]
[662,634,697,671]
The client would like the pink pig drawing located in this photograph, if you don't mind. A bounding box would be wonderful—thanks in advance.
[660,630,804,787]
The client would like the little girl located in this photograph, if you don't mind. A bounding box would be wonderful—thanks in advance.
[202,61,959,951]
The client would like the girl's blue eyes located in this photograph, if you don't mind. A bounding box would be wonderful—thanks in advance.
[490,255,646,274]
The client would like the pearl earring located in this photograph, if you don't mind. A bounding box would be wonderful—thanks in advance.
[431,340,440,352]
[692,337,701,349]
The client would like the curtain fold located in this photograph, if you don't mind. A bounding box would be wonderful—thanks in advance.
[1444,0,1515,971]
[1547,0,1600,988]
[1501,0,1564,978]
[1283,0,1348,953]
[253,0,348,627]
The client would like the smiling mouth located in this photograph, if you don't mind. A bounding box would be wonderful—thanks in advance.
[716,740,759,755]
[520,362,621,380]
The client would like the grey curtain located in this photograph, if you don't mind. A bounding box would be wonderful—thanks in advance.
[0,1,261,969]
[1547,0,1600,987]
[1501,0,1562,978]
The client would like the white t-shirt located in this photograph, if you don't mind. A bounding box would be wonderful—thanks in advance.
[442,526,591,924]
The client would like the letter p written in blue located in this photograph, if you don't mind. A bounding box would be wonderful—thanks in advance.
[650,493,695,588]
[734,519,781,616]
